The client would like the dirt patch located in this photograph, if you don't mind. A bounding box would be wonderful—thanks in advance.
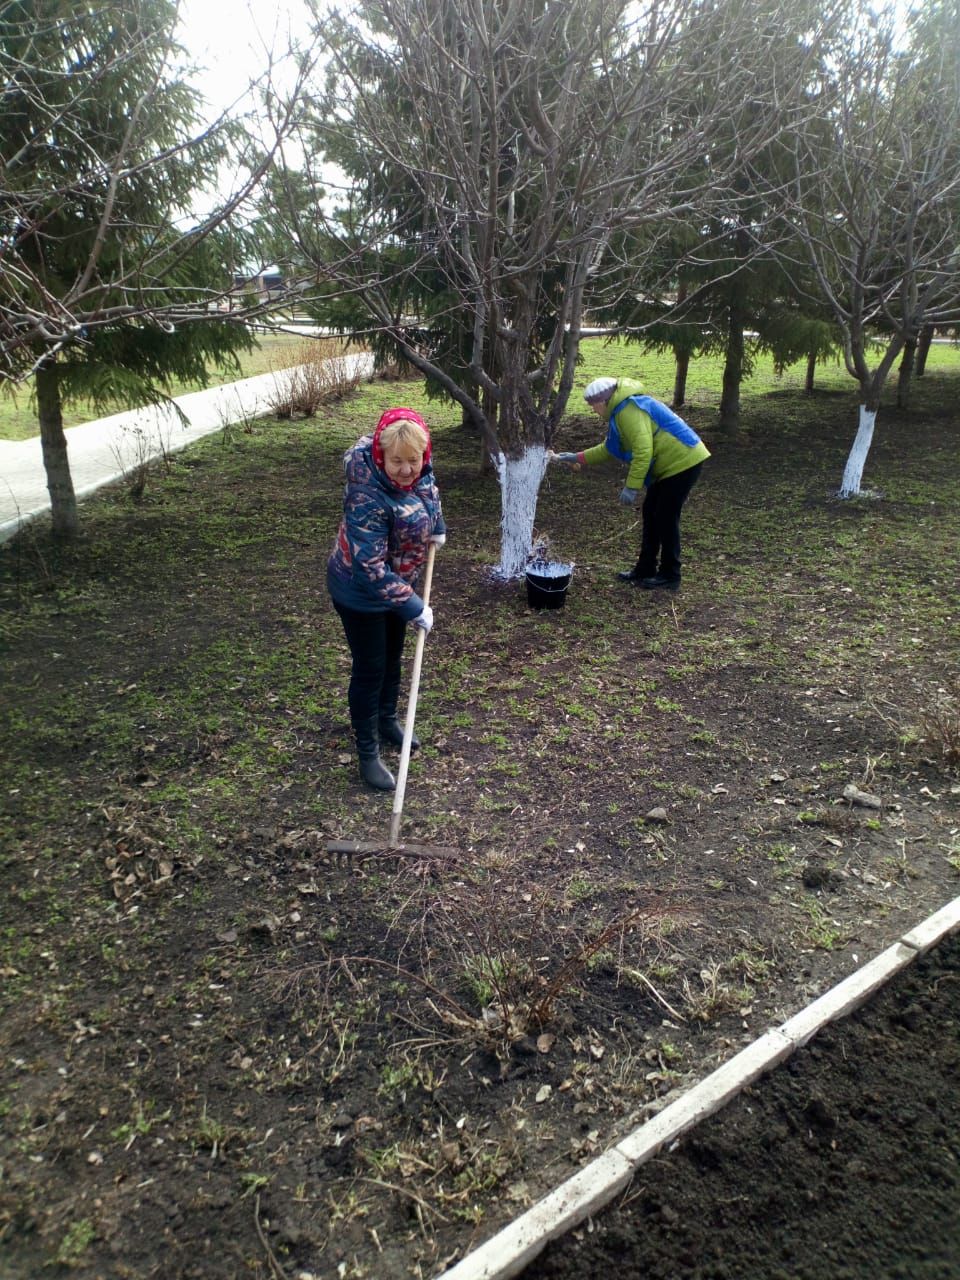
[1,372,959,1278]
[525,929,960,1280]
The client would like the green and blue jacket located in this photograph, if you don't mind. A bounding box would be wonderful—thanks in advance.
[580,378,710,488]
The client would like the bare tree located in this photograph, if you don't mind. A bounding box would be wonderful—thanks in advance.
[770,0,960,498]
[271,0,823,577]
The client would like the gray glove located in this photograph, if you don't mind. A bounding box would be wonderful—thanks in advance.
[552,452,578,464]
[412,605,434,633]
[619,486,639,506]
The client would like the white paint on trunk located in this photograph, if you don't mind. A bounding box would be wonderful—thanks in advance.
[492,445,548,579]
[839,405,877,498]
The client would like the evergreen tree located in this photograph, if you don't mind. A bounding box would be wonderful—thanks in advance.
[1,0,265,536]
[775,0,960,496]
[270,0,809,576]
[598,0,846,426]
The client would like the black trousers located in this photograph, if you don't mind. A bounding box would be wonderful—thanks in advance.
[636,463,703,581]
[331,601,407,724]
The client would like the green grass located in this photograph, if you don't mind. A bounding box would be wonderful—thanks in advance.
[1,326,959,1278]
[4,329,958,444]
[0,330,321,442]
[574,334,960,406]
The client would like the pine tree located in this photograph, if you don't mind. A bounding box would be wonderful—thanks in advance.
[1,1,259,535]
[775,0,960,496]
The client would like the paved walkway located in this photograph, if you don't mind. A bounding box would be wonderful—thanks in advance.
[0,353,372,545]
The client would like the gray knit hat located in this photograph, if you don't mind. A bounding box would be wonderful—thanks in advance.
[584,377,617,403]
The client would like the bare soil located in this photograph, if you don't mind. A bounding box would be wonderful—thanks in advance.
[1,373,959,1279]
[525,930,960,1280]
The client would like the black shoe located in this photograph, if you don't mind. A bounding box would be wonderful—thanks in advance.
[378,715,420,752]
[617,567,648,582]
[353,716,396,790]
[639,574,680,590]
[359,754,396,789]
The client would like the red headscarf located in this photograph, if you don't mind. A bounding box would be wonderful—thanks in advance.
[371,407,432,475]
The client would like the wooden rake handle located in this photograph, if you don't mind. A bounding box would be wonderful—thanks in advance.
[388,540,437,846]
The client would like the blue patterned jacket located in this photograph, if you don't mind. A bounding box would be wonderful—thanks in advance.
[326,435,445,618]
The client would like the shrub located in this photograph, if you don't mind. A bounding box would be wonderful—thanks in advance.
[919,680,960,769]
[267,339,362,418]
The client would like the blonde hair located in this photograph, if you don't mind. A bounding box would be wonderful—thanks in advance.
[379,419,428,454]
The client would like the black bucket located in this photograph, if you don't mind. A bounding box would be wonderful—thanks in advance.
[525,560,573,610]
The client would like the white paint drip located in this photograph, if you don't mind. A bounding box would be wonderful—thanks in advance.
[492,445,549,579]
[839,405,877,498]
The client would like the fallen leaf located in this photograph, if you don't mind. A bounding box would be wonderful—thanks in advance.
[535,1085,552,1103]
[536,1034,555,1054]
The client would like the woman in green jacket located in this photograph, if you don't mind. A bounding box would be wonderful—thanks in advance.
[553,376,709,589]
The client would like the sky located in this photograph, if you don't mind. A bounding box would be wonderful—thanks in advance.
[174,0,341,250]
[176,0,314,121]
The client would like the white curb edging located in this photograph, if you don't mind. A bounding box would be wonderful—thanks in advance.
[438,894,960,1280]
[901,897,960,953]
[778,942,916,1049]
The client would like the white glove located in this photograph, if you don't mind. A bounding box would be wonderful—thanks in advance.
[619,486,639,506]
[412,605,434,633]
[430,533,447,546]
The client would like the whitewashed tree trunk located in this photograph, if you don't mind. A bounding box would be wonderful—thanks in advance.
[838,404,877,498]
[492,445,548,579]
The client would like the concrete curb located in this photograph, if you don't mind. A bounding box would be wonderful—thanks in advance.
[438,895,960,1280]
[0,353,374,545]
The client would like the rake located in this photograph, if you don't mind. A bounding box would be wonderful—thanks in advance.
[326,541,460,866]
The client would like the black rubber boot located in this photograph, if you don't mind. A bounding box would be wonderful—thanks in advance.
[378,715,420,752]
[378,675,420,751]
[353,717,396,790]
[617,559,654,583]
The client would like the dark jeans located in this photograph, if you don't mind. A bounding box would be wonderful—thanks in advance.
[636,463,703,581]
[331,601,407,724]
